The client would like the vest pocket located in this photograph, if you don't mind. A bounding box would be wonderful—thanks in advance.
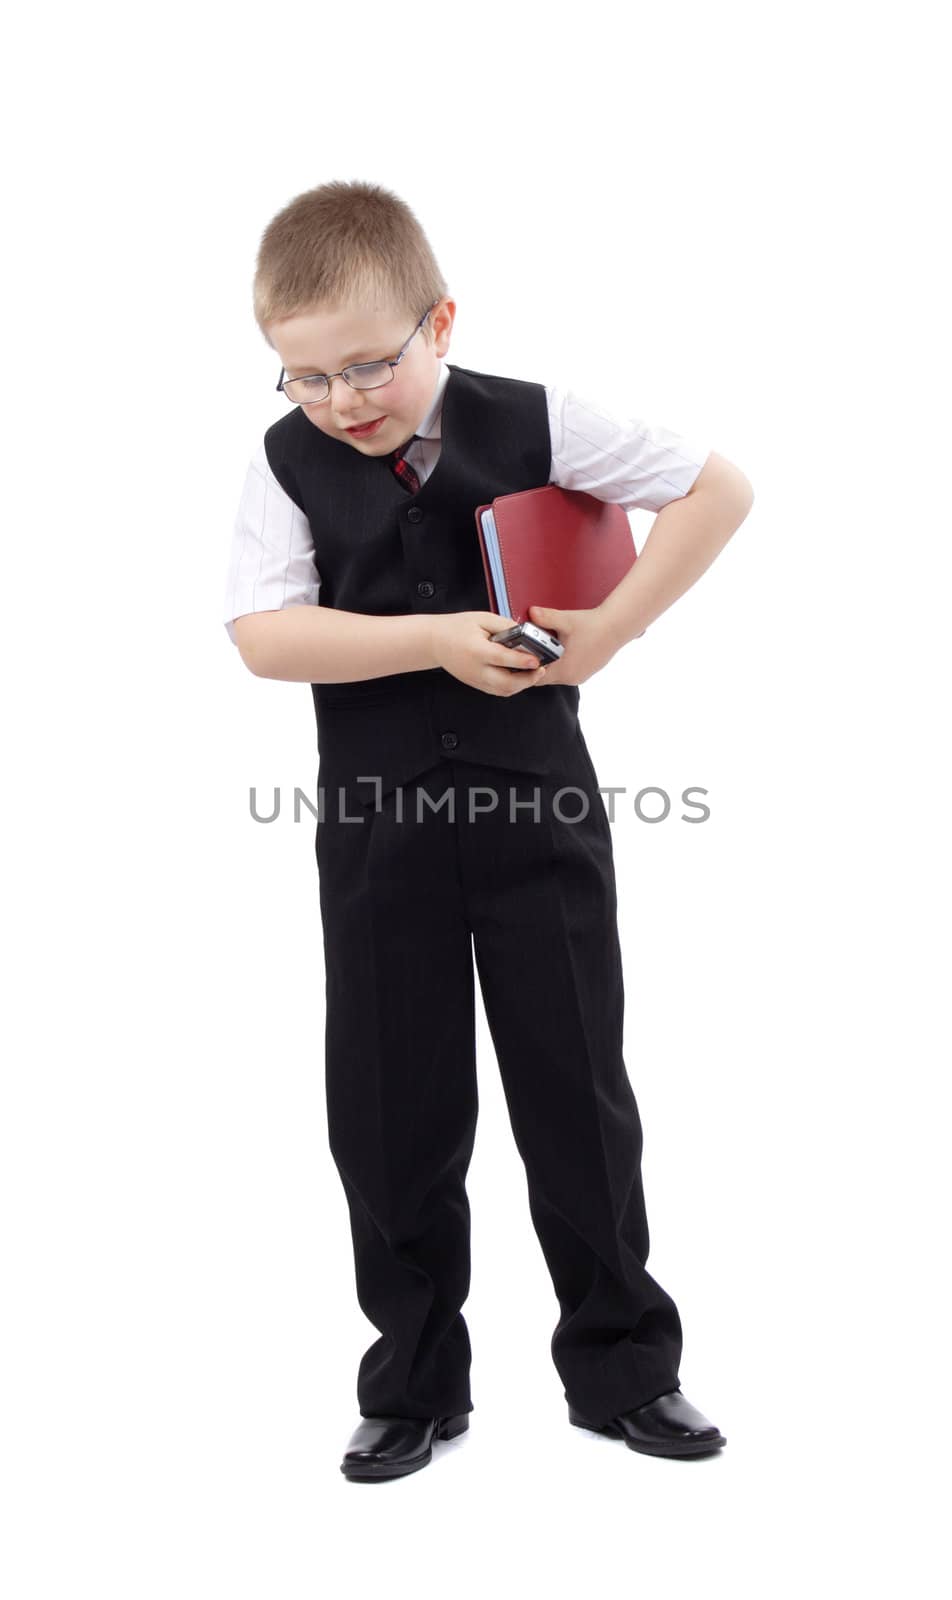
[318,691,405,709]
[316,685,412,710]
[315,670,435,711]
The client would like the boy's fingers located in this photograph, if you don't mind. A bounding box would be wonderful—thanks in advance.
[494,664,546,692]
[489,645,537,669]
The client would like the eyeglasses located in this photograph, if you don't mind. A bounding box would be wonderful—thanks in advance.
[275,300,440,406]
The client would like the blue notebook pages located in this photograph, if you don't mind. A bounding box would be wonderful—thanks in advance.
[478,508,512,616]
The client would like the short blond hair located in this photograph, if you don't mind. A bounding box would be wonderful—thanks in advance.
[252,179,449,348]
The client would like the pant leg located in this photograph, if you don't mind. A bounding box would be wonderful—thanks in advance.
[452,729,683,1427]
[316,767,478,1419]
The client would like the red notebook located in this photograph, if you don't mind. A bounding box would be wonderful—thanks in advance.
[474,484,637,622]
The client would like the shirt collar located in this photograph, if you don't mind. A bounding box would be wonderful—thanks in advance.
[413,360,451,442]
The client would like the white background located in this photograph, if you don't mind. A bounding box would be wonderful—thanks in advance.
[3,0,949,1595]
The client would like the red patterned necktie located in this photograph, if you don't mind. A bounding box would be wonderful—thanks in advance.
[388,436,421,494]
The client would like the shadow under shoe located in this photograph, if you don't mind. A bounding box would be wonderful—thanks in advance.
[569,1387,726,1458]
[340,1412,470,1481]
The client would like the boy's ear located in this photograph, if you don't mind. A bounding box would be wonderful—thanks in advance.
[430,297,457,350]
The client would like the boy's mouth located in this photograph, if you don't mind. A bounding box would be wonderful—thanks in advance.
[346,417,386,438]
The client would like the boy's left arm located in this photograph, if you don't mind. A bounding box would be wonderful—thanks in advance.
[528,451,754,686]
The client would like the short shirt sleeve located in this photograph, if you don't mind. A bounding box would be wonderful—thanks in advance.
[546,383,711,513]
[223,443,321,645]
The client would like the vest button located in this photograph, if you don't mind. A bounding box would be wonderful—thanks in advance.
[441,732,459,750]
[417,580,435,598]
[407,507,424,524]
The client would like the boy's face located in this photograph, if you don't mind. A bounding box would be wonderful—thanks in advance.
[266,296,456,455]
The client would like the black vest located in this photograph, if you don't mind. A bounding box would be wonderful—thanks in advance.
[263,362,582,804]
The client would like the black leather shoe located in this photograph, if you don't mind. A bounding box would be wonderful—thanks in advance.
[340,1412,470,1481]
[569,1388,725,1458]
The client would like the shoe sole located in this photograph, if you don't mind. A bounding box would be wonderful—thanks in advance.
[568,1407,726,1458]
[340,1413,470,1480]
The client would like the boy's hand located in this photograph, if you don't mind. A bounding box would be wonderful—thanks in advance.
[429,612,550,696]
[524,604,623,686]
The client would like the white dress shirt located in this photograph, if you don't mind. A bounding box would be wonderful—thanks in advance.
[223,361,710,643]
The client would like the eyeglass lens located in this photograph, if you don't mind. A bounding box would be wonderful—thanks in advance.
[283,361,393,404]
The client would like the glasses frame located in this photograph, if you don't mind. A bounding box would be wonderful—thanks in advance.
[275,299,441,405]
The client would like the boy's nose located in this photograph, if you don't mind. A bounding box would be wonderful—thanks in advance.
[328,373,363,415]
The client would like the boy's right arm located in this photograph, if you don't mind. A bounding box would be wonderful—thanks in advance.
[233,606,436,681]
[233,607,546,695]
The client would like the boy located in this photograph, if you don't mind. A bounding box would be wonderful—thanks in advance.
[224,180,753,1482]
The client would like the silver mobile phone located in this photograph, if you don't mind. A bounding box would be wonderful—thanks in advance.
[491,620,565,665]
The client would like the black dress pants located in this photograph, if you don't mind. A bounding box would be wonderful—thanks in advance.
[315,723,683,1428]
